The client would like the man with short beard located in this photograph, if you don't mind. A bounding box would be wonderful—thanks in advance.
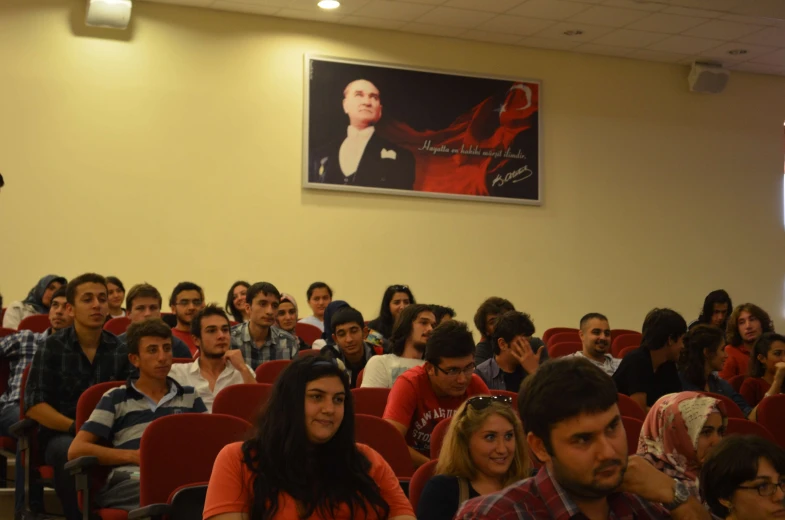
[573,313,620,376]
[456,358,709,520]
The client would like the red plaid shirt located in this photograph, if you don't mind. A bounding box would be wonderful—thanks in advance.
[455,465,670,520]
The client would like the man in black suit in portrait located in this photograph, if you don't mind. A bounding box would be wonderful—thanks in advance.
[312,79,415,191]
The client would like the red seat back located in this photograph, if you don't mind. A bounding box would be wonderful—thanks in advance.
[612,333,642,357]
[429,418,451,459]
[17,315,49,334]
[617,393,646,421]
[212,384,272,423]
[296,349,320,358]
[139,414,251,507]
[728,375,746,393]
[548,342,582,359]
[611,329,639,342]
[548,331,580,345]
[254,360,292,384]
[618,345,638,358]
[0,328,16,338]
[756,395,785,448]
[351,387,390,417]
[295,323,322,347]
[103,317,131,336]
[409,459,438,511]
[726,417,776,442]
[356,369,365,388]
[354,414,414,478]
[622,416,643,455]
[490,389,519,413]
[699,392,745,419]
[542,328,578,345]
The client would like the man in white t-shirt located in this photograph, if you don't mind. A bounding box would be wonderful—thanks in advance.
[168,304,255,412]
[361,304,435,388]
[572,312,620,377]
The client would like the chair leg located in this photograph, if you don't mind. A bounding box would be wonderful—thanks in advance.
[0,454,7,488]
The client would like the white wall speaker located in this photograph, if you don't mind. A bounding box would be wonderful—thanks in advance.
[86,0,132,29]
[688,62,729,94]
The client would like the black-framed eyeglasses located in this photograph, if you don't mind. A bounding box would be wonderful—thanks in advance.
[738,480,785,497]
[388,285,409,291]
[433,363,476,378]
[462,395,513,416]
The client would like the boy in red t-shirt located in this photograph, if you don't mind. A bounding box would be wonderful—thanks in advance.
[383,320,489,468]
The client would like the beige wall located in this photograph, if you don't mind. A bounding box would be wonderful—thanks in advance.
[1,0,784,333]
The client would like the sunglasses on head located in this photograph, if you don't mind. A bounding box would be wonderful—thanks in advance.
[389,285,409,291]
[464,395,513,413]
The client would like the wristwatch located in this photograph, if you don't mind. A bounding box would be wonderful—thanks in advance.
[665,479,690,510]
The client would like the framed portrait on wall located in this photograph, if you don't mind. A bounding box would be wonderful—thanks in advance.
[303,55,542,206]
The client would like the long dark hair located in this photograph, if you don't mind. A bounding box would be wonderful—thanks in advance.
[749,332,785,378]
[727,303,774,347]
[225,281,250,323]
[679,325,725,389]
[241,357,391,520]
[697,290,733,328]
[372,285,416,338]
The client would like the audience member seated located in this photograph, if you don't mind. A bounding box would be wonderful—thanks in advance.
[456,357,709,520]
[319,307,375,388]
[473,297,545,366]
[276,293,309,350]
[298,281,333,332]
[689,289,732,331]
[230,282,298,369]
[360,304,434,389]
[169,281,205,356]
[739,332,785,409]
[24,273,132,520]
[384,320,489,468]
[203,356,415,520]
[367,284,416,341]
[311,300,349,350]
[429,304,456,325]
[0,286,71,436]
[169,305,255,412]
[679,324,752,417]
[105,276,126,320]
[475,311,547,393]
[700,435,785,520]
[225,280,250,324]
[67,319,207,511]
[2,274,66,329]
[638,392,726,502]
[720,303,774,381]
[117,283,192,359]
[573,312,620,376]
[613,308,685,411]
[417,396,528,520]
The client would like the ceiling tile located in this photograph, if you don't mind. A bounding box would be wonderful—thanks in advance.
[601,0,663,12]
[507,0,591,21]
[631,48,691,62]
[415,6,496,28]
[566,5,650,27]
[729,61,783,74]
[443,0,523,13]
[477,14,555,36]
[567,0,605,3]
[284,0,370,14]
[682,19,764,40]
[402,21,466,36]
[519,35,582,50]
[353,1,436,21]
[210,1,280,14]
[750,47,785,66]
[647,35,724,54]
[696,41,779,63]
[672,0,740,11]
[276,7,344,21]
[737,26,785,47]
[341,14,407,29]
[574,42,634,56]
[150,0,213,6]
[533,21,616,41]
[718,14,782,26]
[662,6,719,18]
[463,29,524,44]
[590,28,668,48]
[395,0,447,4]
[626,13,708,34]
[732,0,785,20]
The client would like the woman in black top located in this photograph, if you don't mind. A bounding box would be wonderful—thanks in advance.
[367,285,416,340]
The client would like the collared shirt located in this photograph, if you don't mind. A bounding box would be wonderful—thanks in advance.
[230,322,298,369]
[455,465,669,520]
[25,326,132,444]
[167,358,254,413]
[0,328,50,410]
[116,331,193,360]
[339,125,375,176]
[680,371,752,416]
[572,351,621,377]
[475,353,548,393]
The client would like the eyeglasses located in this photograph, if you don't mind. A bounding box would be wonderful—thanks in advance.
[433,363,476,377]
[176,299,203,307]
[738,480,785,497]
[389,285,409,291]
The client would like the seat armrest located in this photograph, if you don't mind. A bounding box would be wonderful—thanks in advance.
[128,503,172,520]
[64,456,99,475]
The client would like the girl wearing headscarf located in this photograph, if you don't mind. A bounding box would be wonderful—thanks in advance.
[637,392,727,503]
[275,293,309,350]
[2,274,67,329]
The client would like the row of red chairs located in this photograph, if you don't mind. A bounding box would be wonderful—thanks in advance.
[546,331,643,359]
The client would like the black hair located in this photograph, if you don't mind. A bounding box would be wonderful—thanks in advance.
[331,307,365,332]
[372,285,416,339]
[679,324,726,389]
[640,308,686,351]
[388,304,433,357]
[241,356,390,520]
[491,311,535,356]
[424,320,475,365]
[697,290,733,329]
[169,282,204,307]
[579,313,608,329]
[225,281,250,323]
[700,435,785,518]
[474,297,515,338]
[520,357,617,454]
[246,282,280,305]
[727,303,774,348]
[749,332,785,378]
[190,304,230,339]
[429,304,456,323]
[105,276,125,293]
[126,318,172,356]
[307,282,333,300]
[66,273,108,305]
[51,285,67,301]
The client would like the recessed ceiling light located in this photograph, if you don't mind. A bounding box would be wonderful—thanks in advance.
[563,30,584,36]
[317,0,340,9]
[728,49,748,55]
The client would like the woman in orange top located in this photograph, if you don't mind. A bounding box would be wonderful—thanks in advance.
[203,356,415,520]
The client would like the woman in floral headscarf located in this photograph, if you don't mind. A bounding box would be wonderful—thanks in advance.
[637,392,727,501]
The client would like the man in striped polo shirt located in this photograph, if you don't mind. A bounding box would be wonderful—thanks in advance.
[67,318,207,511]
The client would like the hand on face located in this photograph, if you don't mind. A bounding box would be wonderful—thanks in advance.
[509,337,541,374]
[223,349,246,372]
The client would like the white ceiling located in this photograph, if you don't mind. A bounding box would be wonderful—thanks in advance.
[143,0,785,76]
